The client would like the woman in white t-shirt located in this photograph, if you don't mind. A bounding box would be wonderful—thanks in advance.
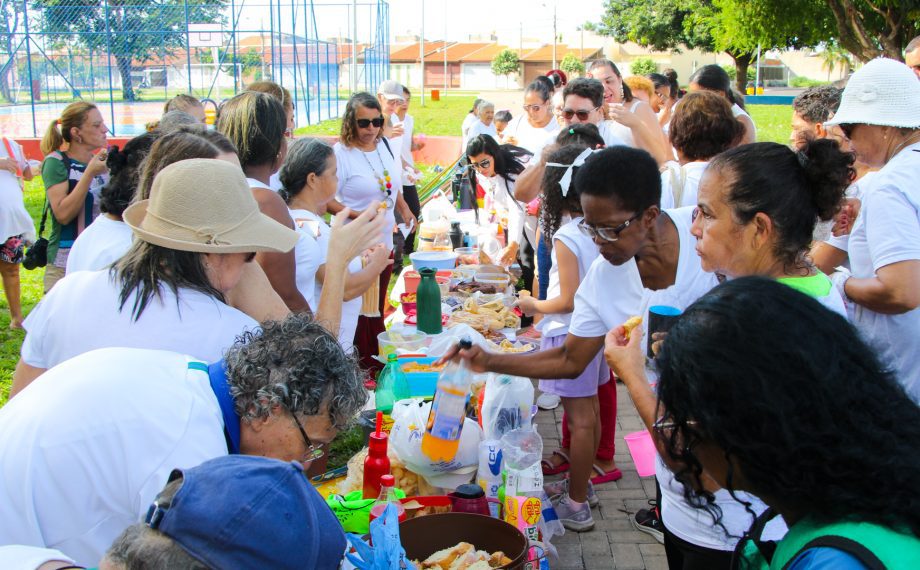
[659,91,745,210]
[504,81,559,156]
[10,158,300,398]
[461,98,484,149]
[0,137,35,329]
[279,138,391,347]
[329,92,417,372]
[467,101,499,142]
[823,58,920,402]
[515,145,605,531]
[66,132,158,274]
[688,65,756,144]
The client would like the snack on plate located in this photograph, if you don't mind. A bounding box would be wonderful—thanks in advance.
[419,543,511,570]
[623,315,643,340]
[487,338,536,354]
[402,293,417,303]
[518,290,531,297]
[452,282,498,296]
[402,361,447,373]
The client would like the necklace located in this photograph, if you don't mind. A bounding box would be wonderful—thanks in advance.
[360,146,393,208]
[889,131,920,162]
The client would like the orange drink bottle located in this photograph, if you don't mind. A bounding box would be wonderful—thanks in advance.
[421,339,475,462]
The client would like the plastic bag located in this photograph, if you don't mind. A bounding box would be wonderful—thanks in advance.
[389,398,482,489]
[345,504,411,570]
[426,324,488,358]
[480,374,534,441]
[421,190,454,224]
[327,489,407,534]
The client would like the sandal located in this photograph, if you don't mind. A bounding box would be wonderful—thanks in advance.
[590,463,623,485]
[541,450,571,476]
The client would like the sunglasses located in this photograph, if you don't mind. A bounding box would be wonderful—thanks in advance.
[839,123,858,139]
[578,212,642,242]
[356,117,385,129]
[562,107,600,121]
[291,410,325,464]
[523,104,546,112]
[470,158,492,170]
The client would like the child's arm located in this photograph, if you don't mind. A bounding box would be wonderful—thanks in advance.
[516,239,579,316]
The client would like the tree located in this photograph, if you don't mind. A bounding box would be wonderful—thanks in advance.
[491,49,520,87]
[0,0,26,103]
[716,0,920,63]
[630,57,657,75]
[560,52,585,76]
[819,42,852,80]
[33,0,227,102]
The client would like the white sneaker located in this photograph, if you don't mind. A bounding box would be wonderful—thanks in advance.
[551,492,595,532]
[536,393,561,410]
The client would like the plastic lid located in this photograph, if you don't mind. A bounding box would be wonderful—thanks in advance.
[387,353,398,362]
[451,221,461,228]
[453,484,485,499]
[380,474,395,487]
[458,338,473,350]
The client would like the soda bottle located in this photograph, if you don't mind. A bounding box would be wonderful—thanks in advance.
[421,339,474,462]
[375,354,410,414]
[369,474,406,524]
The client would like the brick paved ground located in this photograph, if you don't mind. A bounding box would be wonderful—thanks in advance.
[534,382,667,570]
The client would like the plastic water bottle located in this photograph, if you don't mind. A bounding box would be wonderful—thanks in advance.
[421,339,474,461]
[375,354,410,414]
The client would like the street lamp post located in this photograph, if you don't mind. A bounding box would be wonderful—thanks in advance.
[552,3,557,69]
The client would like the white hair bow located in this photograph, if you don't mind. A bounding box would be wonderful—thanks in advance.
[545,148,599,197]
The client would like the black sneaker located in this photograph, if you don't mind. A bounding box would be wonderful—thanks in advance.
[632,500,665,544]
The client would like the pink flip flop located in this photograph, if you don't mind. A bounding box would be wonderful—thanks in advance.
[590,463,623,485]
[541,450,571,476]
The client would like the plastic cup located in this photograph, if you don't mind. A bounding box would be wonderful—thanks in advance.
[647,305,682,358]
[624,430,657,477]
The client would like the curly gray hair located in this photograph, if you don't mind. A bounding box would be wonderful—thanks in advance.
[225,314,367,430]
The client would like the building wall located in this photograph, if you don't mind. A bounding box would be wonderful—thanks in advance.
[460,63,521,90]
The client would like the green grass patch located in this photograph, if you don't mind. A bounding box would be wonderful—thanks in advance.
[748,104,793,146]
[295,95,476,138]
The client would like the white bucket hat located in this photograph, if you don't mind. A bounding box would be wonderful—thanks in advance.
[123,158,299,254]
[825,58,920,128]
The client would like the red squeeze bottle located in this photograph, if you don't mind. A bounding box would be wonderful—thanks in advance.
[363,430,391,499]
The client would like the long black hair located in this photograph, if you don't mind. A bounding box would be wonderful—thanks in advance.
[465,134,532,191]
[101,131,158,216]
[655,277,920,536]
[689,64,739,106]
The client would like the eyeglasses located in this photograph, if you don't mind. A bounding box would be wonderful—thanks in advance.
[523,104,547,112]
[578,212,642,242]
[838,123,858,140]
[469,158,492,170]
[562,107,600,121]
[356,117,385,129]
[290,411,325,464]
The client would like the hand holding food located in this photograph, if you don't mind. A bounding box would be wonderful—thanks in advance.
[514,294,539,317]
[604,317,646,384]
[623,315,643,340]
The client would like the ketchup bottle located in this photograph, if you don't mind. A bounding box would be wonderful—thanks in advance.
[362,430,391,499]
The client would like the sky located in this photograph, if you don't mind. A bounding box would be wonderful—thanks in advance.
[384,0,606,44]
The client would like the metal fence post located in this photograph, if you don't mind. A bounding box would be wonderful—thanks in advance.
[102,0,117,135]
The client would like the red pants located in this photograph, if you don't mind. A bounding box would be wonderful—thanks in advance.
[353,257,394,377]
[561,372,617,461]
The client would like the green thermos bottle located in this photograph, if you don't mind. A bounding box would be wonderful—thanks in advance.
[416,268,443,334]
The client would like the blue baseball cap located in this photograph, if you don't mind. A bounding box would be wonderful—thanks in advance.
[145,455,346,569]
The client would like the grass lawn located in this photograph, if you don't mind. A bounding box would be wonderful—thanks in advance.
[0,101,794,408]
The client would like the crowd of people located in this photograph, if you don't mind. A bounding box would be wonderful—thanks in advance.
[0,40,917,570]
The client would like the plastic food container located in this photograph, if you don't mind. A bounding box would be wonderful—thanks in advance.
[377,330,429,359]
[436,276,450,296]
[409,251,458,271]
[399,292,417,315]
[396,356,444,398]
[474,273,510,289]
[403,271,421,294]
[454,246,481,265]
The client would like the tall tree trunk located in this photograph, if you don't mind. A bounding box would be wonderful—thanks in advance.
[729,51,753,94]
[116,53,134,101]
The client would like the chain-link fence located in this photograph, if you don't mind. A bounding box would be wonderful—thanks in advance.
[0,0,390,137]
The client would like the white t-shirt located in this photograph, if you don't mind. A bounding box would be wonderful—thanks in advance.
[777,273,847,318]
[732,103,757,141]
[299,209,364,346]
[847,143,920,401]
[0,348,227,566]
[461,113,478,148]
[0,545,76,569]
[0,138,35,243]
[64,215,133,274]
[467,120,499,142]
[568,255,644,339]
[659,161,709,210]
[334,141,401,251]
[21,269,257,369]
[388,113,404,168]
[290,208,325,311]
[537,217,599,338]
[506,115,560,156]
[269,172,283,192]
[594,120,630,149]
[401,113,415,168]
[604,100,644,147]
[481,173,527,249]
[819,172,875,251]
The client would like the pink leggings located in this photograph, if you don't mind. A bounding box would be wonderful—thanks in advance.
[561,372,617,461]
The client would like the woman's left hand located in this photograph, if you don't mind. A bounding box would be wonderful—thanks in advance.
[609,103,641,129]
[604,324,646,384]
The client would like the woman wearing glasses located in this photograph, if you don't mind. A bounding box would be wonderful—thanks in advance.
[604,277,920,570]
[329,93,416,373]
[502,80,560,156]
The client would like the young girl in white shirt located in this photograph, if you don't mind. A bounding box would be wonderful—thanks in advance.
[0,137,35,328]
[515,144,605,531]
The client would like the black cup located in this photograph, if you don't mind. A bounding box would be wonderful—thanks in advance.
[647,305,682,358]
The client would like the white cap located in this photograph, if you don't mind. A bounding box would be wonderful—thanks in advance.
[825,58,920,128]
[377,80,405,101]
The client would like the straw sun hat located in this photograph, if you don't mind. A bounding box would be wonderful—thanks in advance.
[123,158,298,254]
[825,58,920,129]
